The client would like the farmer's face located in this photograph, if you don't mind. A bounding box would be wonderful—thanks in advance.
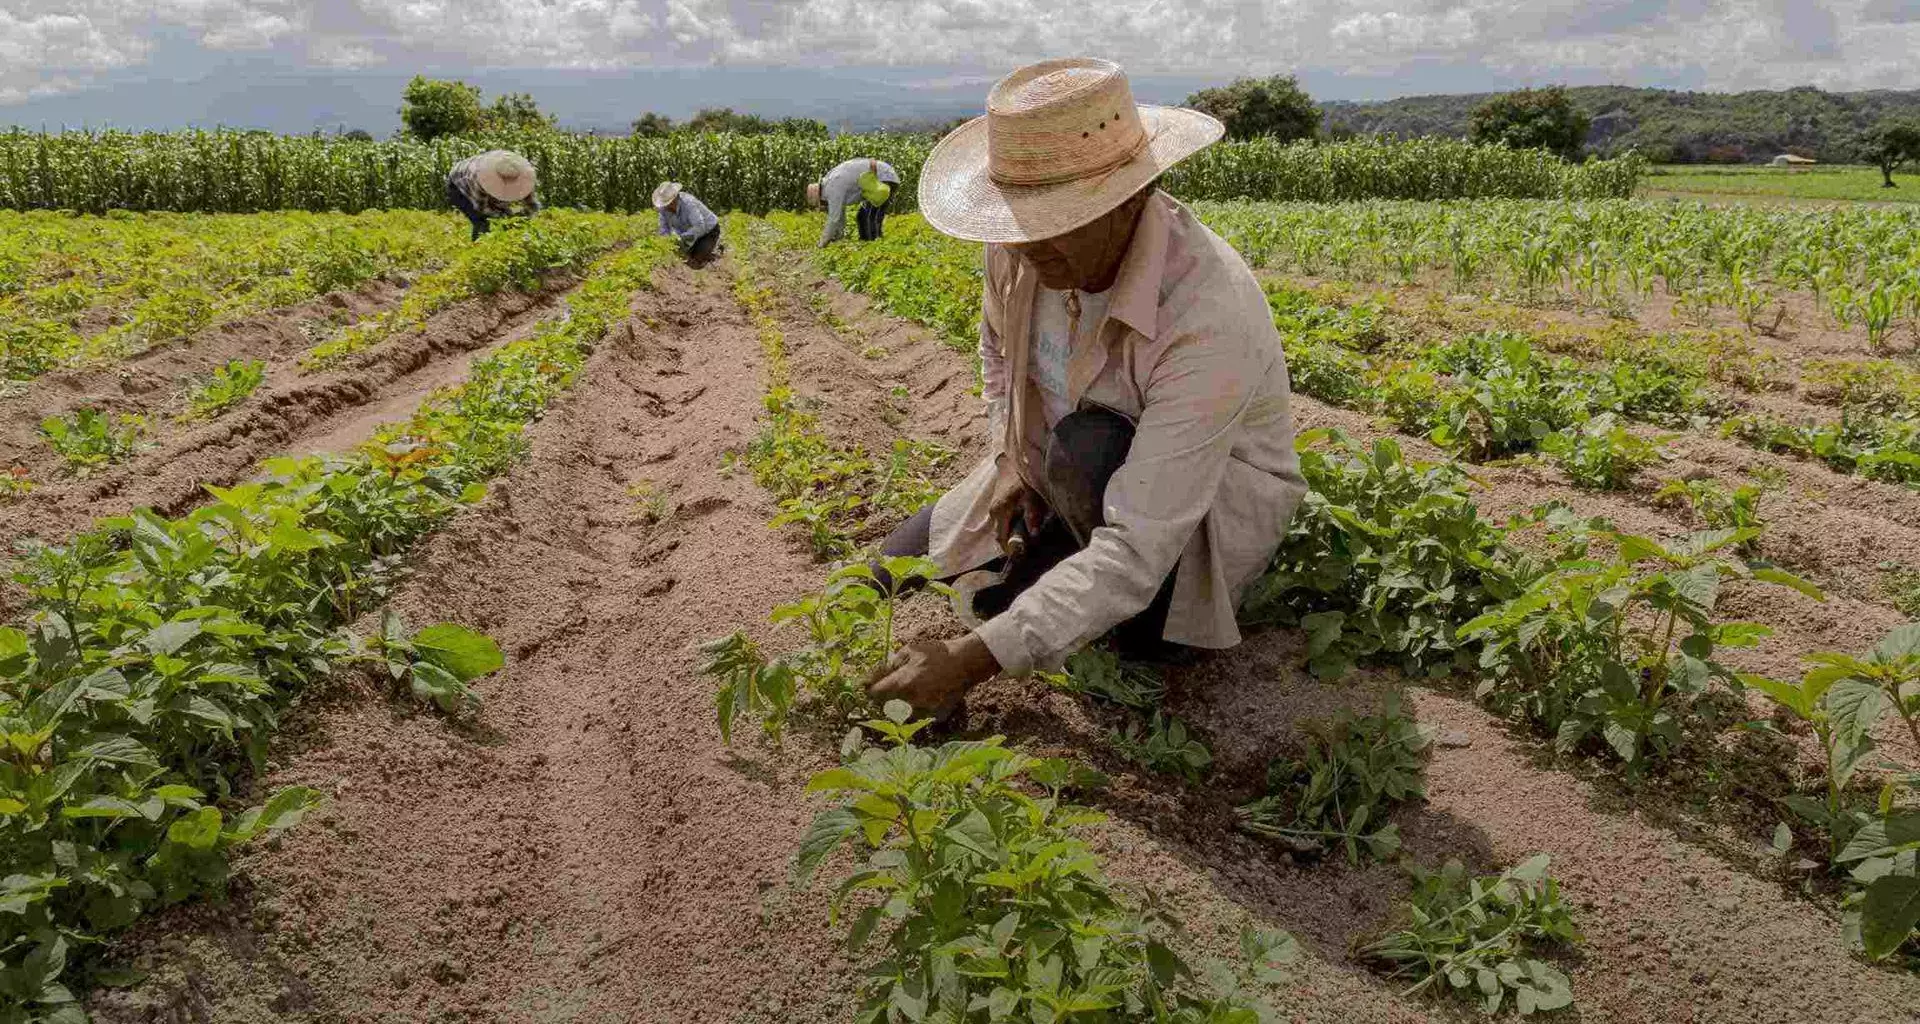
[1009,189,1151,292]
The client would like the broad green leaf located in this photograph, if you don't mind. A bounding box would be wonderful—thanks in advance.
[1839,811,1920,863]
[412,624,505,682]
[166,806,223,851]
[1859,875,1920,960]
[141,619,203,656]
[793,807,860,883]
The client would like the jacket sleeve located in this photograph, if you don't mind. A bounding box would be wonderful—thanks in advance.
[974,308,1270,675]
[657,209,671,236]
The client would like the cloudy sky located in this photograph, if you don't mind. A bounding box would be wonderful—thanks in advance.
[3,0,1917,131]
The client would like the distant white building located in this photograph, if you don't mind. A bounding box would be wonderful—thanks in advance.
[1770,153,1817,166]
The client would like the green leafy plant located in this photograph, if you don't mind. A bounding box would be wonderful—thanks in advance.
[1538,414,1665,490]
[1360,855,1579,1016]
[1047,645,1165,711]
[1462,523,1821,767]
[1109,712,1214,784]
[39,408,147,473]
[795,700,1294,1023]
[1241,430,1523,680]
[705,557,950,744]
[1836,804,1920,961]
[372,611,505,714]
[1653,478,1765,546]
[1236,697,1431,864]
[180,358,265,420]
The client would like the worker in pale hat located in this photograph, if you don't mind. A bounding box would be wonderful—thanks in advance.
[445,150,540,242]
[653,181,722,265]
[866,57,1306,717]
[808,157,902,246]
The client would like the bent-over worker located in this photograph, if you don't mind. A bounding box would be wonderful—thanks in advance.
[446,150,540,242]
[653,181,722,265]
[809,158,901,246]
[866,57,1307,718]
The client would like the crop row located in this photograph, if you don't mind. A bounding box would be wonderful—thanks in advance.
[0,129,1642,215]
[1199,198,1920,351]
[0,231,675,1017]
[299,210,645,368]
[0,210,465,381]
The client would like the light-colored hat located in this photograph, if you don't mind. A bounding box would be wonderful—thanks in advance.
[652,181,682,209]
[918,58,1223,243]
[472,150,536,203]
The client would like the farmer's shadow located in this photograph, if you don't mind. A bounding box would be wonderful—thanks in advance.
[965,626,1504,960]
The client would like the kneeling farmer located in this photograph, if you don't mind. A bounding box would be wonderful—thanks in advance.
[869,57,1306,717]
[446,150,540,241]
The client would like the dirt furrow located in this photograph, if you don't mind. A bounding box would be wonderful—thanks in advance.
[0,279,575,565]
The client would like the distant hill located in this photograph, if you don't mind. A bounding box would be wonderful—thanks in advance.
[1320,86,1920,164]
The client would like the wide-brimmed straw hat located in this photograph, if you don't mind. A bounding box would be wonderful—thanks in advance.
[652,181,682,209]
[472,150,536,203]
[918,57,1223,244]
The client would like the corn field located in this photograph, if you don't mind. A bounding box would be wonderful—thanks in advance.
[0,129,1644,215]
[1198,198,1920,350]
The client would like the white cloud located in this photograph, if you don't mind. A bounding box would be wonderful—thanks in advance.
[3,0,1917,101]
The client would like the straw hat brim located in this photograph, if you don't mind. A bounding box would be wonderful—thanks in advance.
[918,105,1223,244]
[474,153,536,203]
[652,182,682,209]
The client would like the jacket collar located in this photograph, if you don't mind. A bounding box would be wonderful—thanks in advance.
[1101,190,1173,343]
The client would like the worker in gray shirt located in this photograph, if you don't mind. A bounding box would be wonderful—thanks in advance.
[653,181,722,265]
[808,158,901,247]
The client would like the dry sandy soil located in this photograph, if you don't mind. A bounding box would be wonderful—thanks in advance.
[8,227,1908,1023]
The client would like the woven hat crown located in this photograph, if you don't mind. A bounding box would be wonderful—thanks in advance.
[986,58,1146,188]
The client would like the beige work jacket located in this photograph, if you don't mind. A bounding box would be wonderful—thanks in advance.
[928,191,1307,675]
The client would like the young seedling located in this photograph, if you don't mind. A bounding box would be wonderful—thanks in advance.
[1653,477,1765,548]
[1237,698,1431,864]
[180,358,266,420]
[1539,414,1666,490]
[1361,855,1579,1016]
[373,610,506,714]
[627,480,671,524]
[1047,644,1166,710]
[0,466,30,501]
[1109,711,1214,784]
[39,408,147,474]
[705,556,950,743]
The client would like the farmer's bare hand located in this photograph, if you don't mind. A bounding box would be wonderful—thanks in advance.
[866,634,1000,717]
[987,460,1047,555]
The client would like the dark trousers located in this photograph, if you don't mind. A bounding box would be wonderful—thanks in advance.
[856,195,892,241]
[447,181,490,241]
[684,225,722,265]
[880,406,1176,660]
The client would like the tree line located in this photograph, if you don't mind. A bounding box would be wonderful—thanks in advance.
[392,73,1920,186]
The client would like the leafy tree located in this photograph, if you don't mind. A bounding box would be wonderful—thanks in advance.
[681,107,828,137]
[399,76,484,142]
[1469,86,1591,162]
[483,91,556,132]
[1864,119,1920,187]
[339,129,374,142]
[630,112,674,137]
[1183,74,1321,142]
